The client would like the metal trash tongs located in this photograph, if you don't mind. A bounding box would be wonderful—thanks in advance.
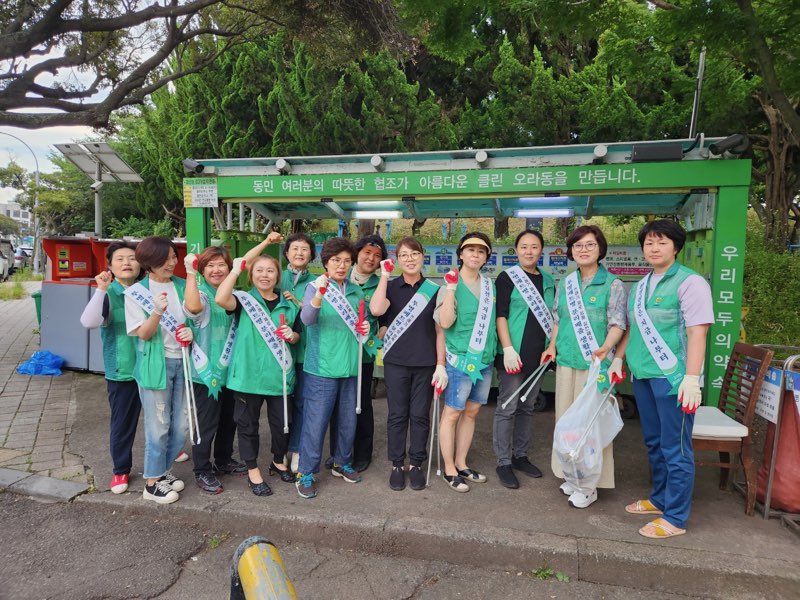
[500,359,552,410]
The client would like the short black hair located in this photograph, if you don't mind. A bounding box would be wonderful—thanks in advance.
[106,240,137,264]
[320,237,357,267]
[135,236,178,273]
[638,219,686,253]
[566,225,608,261]
[355,234,388,260]
[515,229,544,248]
[283,232,316,262]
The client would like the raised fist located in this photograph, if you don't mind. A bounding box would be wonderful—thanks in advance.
[94,270,112,291]
[232,257,247,275]
[380,259,394,278]
[313,273,329,296]
[266,231,284,245]
[184,253,198,276]
[153,292,168,315]
[444,269,459,290]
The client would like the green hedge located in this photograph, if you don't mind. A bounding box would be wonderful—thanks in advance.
[742,215,800,349]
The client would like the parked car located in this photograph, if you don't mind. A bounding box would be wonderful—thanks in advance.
[13,247,31,271]
[0,250,8,281]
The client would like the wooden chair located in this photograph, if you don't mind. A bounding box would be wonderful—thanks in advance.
[692,342,774,516]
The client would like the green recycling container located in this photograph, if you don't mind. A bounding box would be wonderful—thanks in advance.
[32,290,42,327]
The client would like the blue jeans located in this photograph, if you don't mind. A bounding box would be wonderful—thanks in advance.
[287,367,305,453]
[298,373,357,475]
[443,364,492,410]
[139,358,189,479]
[633,376,695,529]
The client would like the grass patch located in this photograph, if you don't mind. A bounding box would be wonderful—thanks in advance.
[529,565,570,583]
[11,269,43,282]
[0,281,26,300]
[207,532,230,549]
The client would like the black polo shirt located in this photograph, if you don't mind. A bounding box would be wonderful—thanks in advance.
[379,276,438,367]
[494,270,547,377]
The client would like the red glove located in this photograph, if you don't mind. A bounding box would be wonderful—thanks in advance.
[175,324,192,348]
[380,259,394,278]
[444,269,459,290]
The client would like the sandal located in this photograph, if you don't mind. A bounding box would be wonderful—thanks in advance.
[457,468,487,484]
[443,474,470,493]
[625,499,663,515]
[638,518,686,539]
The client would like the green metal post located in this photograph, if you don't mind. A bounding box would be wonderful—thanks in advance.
[185,207,211,255]
[705,185,748,407]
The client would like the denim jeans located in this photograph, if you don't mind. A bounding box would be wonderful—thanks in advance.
[287,367,306,454]
[139,357,189,479]
[298,373,357,475]
[633,376,695,529]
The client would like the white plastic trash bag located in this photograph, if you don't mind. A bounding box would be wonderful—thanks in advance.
[553,359,624,491]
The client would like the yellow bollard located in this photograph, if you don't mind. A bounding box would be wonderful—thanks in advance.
[230,536,298,600]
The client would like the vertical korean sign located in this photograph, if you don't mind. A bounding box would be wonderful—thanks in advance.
[706,186,748,407]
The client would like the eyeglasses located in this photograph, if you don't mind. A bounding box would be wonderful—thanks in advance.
[397,251,422,261]
[327,257,352,267]
[572,242,598,251]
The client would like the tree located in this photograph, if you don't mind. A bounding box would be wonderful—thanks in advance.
[0,0,410,129]
[0,214,19,236]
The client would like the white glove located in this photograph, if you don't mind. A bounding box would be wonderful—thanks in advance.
[431,364,448,391]
[502,346,522,374]
[184,253,198,277]
[356,320,370,336]
[176,324,193,344]
[380,259,394,278]
[678,375,702,413]
[231,257,247,275]
[312,273,329,296]
[608,357,625,384]
[153,292,168,315]
[444,269,459,291]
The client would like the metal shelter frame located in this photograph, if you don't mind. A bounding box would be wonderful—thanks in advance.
[183,136,751,407]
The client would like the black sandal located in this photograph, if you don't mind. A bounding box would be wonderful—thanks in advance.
[457,468,487,484]
[248,478,273,497]
[442,474,470,493]
[269,462,295,483]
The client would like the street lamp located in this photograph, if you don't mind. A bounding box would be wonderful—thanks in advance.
[0,131,41,274]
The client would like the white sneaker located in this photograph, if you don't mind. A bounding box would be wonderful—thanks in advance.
[291,453,299,473]
[175,451,190,463]
[568,488,598,509]
[160,472,185,492]
[560,481,579,496]
[143,480,179,504]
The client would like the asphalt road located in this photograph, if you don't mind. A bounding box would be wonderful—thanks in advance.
[0,492,705,600]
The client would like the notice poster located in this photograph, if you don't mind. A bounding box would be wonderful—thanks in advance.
[183,177,219,208]
[756,366,784,424]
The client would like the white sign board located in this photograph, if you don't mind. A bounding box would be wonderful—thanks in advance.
[183,177,218,208]
[755,366,784,424]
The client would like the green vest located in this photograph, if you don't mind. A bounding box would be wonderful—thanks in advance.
[303,281,365,379]
[187,278,234,389]
[356,272,381,364]
[132,276,186,390]
[555,265,617,370]
[627,261,695,385]
[503,268,556,353]
[445,278,498,368]
[226,288,299,396]
[100,280,136,382]
[280,269,313,363]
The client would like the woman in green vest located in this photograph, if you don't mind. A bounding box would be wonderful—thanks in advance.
[182,245,245,495]
[280,232,316,473]
[435,231,497,493]
[615,219,713,539]
[124,236,194,505]
[544,225,627,509]
[295,237,370,499]
[80,241,141,496]
[215,248,301,498]
[493,229,555,490]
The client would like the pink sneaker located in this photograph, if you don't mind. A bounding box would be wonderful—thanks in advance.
[175,451,190,463]
[110,473,129,494]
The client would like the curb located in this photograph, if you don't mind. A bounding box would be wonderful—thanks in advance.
[77,491,800,599]
[0,467,90,502]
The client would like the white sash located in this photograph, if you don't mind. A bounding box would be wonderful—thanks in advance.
[506,265,553,337]
[218,320,237,369]
[233,290,291,371]
[634,274,680,374]
[125,282,211,373]
[564,271,599,362]
[324,282,366,343]
[382,280,439,356]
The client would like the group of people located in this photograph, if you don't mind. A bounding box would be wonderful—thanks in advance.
[81,218,712,540]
